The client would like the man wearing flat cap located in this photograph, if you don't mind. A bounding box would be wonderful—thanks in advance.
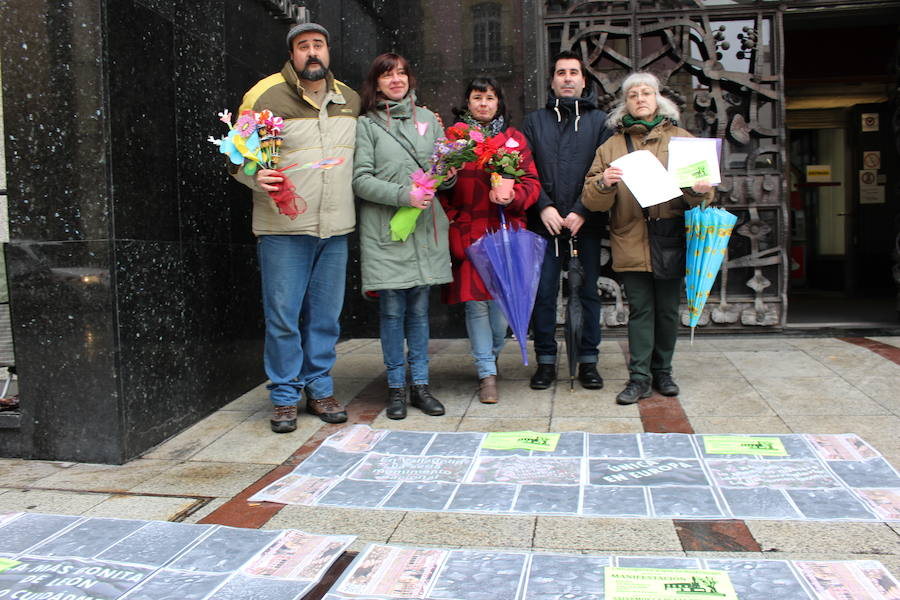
[232,22,360,433]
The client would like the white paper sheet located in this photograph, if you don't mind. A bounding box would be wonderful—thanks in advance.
[668,136,722,186]
[610,150,683,208]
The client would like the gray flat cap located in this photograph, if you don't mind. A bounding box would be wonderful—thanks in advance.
[286,22,330,48]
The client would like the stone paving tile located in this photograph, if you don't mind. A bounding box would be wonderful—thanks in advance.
[852,376,900,415]
[421,379,476,417]
[0,460,74,487]
[868,336,900,349]
[667,338,719,353]
[597,351,629,374]
[221,383,269,411]
[457,416,551,432]
[780,415,900,456]
[433,339,473,355]
[391,513,535,547]
[552,381,640,418]
[83,495,202,521]
[750,377,891,416]
[330,353,387,378]
[28,459,178,492]
[181,498,229,524]
[495,355,535,381]
[336,338,382,354]
[0,489,110,515]
[684,551,765,560]
[130,462,273,498]
[746,521,900,555]
[534,517,681,552]
[804,344,900,379]
[264,505,404,541]
[430,355,482,380]
[788,337,859,350]
[549,417,644,433]
[189,410,322,465]
[142,410,256,461]
[671,353,742,379]
[708,337,797,352]
[465,387,553,418]
[688,416,791,434]
[370,414,463,431]
[724,350,835,380]
[678,378,773,417]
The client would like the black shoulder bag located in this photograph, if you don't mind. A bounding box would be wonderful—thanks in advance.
[625,134,686,280]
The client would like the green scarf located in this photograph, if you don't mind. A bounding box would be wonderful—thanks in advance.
[623,114,665,130]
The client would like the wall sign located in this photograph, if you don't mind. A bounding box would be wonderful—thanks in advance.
[861,113,880,132]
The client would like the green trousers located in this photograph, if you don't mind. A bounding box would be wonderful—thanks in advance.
[620,272,682,383]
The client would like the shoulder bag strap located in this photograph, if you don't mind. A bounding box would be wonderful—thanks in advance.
[369,118,426,170]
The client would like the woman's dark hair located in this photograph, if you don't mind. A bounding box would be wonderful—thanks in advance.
[451,76,508,124]
[360,53,416,113]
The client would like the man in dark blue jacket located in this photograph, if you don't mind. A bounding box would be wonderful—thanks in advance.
[522,50,611,390]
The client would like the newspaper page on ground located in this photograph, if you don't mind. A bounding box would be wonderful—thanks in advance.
[323,543,900,600]
[250,425,900,522]
[0,512,354,600]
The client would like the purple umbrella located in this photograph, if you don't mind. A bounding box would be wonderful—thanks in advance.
[466,208,547,365]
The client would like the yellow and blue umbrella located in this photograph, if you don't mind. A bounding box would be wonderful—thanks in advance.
[684,206,738,340]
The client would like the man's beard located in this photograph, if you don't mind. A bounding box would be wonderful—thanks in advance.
[300,60,327,81]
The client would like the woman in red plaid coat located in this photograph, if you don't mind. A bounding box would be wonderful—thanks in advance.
[440,77,541,403]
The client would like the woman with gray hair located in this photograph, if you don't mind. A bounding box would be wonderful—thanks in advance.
[581,72,713,405]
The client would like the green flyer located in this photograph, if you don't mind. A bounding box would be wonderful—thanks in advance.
[703,435,788,456]
[0,558,21,573]
[605,567,738,599]
[481,431,560,452]
[673,160,711,187]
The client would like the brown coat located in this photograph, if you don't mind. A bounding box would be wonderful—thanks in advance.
[581,121,713,272]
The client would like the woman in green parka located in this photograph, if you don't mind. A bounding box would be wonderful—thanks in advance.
[353,53,454,421]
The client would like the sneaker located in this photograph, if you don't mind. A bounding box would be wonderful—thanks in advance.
[410,384,445,416]
[270,405,297,433]
[307,395,348,423]
[577,363,604,390]
[652,372,680,397]
[478,375,498,404]
[386,387,407,420]
[529,363,556,390]
[615,379,652,405]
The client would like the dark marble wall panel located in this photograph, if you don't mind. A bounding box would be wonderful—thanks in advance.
[107,0,179,242]
[176,26,231,244]
[3,241,122,463]
[0,0,110,242]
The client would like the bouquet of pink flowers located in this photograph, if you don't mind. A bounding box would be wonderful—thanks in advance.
[211,110,345,220]
[391,122,482,241]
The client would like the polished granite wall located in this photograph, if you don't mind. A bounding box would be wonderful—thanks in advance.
[0,0,296,463]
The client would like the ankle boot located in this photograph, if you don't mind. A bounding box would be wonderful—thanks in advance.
[386,387,407,420]
[410,384,445,416]
[530,363,556,390]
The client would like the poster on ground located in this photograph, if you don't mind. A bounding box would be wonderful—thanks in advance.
[250,426,900,522]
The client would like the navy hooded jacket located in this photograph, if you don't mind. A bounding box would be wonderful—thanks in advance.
[522,88,611,238]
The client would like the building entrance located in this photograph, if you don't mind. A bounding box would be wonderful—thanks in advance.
[783,9,899,327]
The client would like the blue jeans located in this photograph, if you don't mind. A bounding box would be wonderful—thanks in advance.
[379,286,431,388]
[258,234,348,406]
[531,235,603,364]
[465,300,507,378]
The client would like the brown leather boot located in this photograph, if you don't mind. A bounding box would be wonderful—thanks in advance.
[306,395,348,423]
[479,376,498,404]
[270,405,297,433]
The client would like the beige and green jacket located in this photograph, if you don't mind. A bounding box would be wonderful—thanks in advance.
[232,62,361,238]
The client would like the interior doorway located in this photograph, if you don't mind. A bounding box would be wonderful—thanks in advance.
[784,11,899,328]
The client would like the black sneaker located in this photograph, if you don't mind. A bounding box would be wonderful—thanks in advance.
[652,372,680,397]
[577,363,604,390]
[410,384,445,416]
[616,379,652,405]
[529,363,556,390]
[386,387,407,420]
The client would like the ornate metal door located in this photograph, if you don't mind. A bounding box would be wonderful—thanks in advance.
[542,0,787,329]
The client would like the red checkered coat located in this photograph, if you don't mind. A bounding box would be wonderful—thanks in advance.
[440,126,541,304]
